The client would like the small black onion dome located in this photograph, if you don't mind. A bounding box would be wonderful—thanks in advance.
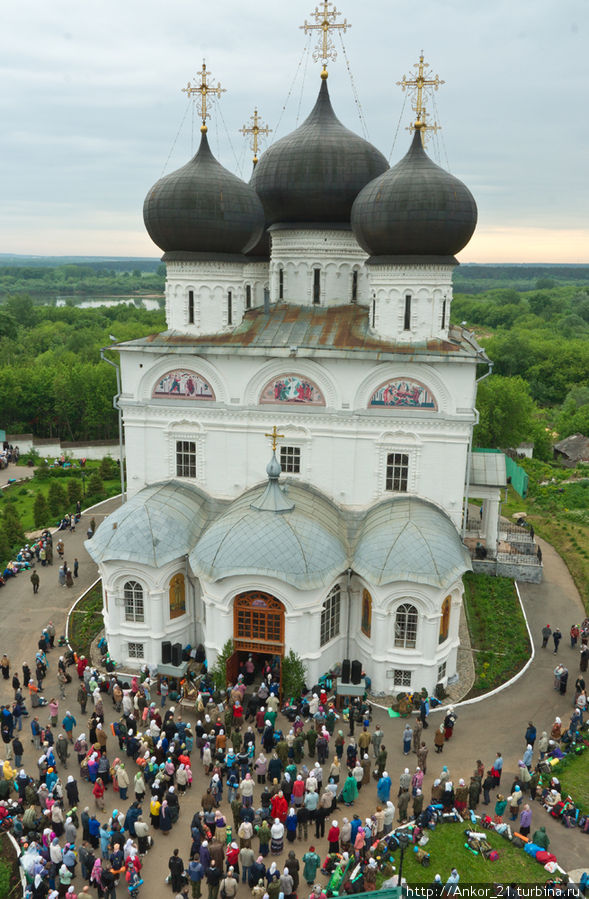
[143,130,265,255]
[250,77,389,225]
[351,129,478,257]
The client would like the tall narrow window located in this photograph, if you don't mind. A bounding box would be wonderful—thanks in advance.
[351,270,358,303]
[176,440,196,478]
[385,452,409,492]
[404,294,412,331]
[441,298,446,330]
[313,268,321,305]
[279,268,284,300]
[394,603,418,648]
[320,584,341,647]
[245,284,252,310]
[227,291,232,325]
[372,299,376,328]
[188,290,194,324]
[124,581,144,623]
[280,446,301,473]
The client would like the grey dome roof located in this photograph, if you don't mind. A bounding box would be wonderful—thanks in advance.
[250,78,388,225]
[143,131,265,255]
[354,495,471,588]
[190,481,348,589]
[351,129,477,257]
[86,481,209,567]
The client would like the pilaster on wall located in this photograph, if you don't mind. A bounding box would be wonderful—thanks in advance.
[366,262,455,342]
[269,227,369,307]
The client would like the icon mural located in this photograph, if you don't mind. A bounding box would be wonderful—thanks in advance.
[153,370,215,400]
[260,374,325,406]
[369,379,437,410]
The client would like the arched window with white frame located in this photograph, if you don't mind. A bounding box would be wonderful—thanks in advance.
[394,602,418,648]
[124,581,144,623]
[320,584,341,647]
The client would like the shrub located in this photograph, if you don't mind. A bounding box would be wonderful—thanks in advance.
[87,472,104,495]
[210,639,234,691]
[48,480,67,517]
[67,478,82,506]
[282,650,307,701]
[33,492,50,528]
[99,456,118,479]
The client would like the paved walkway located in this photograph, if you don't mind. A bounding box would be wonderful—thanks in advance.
[1,489,588,891]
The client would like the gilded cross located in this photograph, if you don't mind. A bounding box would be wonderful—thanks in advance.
[397,53,444,144]
[406,107,441,147]
[240,108,272,166]
[300,1,351,73]
[182,60,226,131]
[265,426,285,453]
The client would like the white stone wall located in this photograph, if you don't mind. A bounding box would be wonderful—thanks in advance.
[367,263,455,343]
[165,260,249,335]
[99,559,204,669]
[268,228,370,307]
[119,350,476,525]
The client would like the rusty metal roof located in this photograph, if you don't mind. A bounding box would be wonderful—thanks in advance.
[117,304,487,362]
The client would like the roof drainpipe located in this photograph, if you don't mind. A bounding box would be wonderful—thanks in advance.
[462,360,493,539]
[345,567,353,659]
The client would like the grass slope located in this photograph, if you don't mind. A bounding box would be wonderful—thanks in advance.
[463,572,531,696]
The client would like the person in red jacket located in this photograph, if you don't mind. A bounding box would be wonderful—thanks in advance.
[271,790,288,823]
[92,777,105,811]
[327,820,340,853]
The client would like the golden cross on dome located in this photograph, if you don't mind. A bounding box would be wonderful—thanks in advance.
[300,1,351,76]
[240,108,272,166]
[407,107,441,147]
[397,53,444,141]
[265,426,285,453]
[182,60,226,132]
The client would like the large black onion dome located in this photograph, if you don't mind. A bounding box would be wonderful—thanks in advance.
[250,78,389,225]
[351,129,477,257]
[143,130,265,255]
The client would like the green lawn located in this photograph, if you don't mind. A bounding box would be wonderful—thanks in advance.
[0,463,120,533]
[68,583,105,659]
[463,571,531,696]
[550,745,589,815]
[379,822,551,886]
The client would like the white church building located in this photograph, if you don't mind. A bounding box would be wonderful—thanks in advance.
[87,64,496,696]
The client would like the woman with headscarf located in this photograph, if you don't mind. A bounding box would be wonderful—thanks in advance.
[520,803,532,837]
[254,751,267,785]
[65,775,79,809]
[434,725,445,753]
[285,807,297,843]
[150,794,161,828]
[353,825,365,860]
[270,818,284,855]
[551,717,562,741]
[341,771,358,806]
[442,780,454,811]
[134,770,146,802]
[327,820,340,853]
[454,778,468,813]
[92,777,105,811]
[90,858,104,898]
[266,861,280,885]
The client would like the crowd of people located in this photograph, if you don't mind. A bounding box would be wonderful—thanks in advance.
[0,622,586,899]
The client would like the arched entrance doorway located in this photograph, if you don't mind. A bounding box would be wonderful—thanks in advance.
[227,591,285,688]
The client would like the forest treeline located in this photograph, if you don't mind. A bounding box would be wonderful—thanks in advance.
[452,284,589,453]
[0,296,165,440]
[0,282,588,451]
[0,263,165,299]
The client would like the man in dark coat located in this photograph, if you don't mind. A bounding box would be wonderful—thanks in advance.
[169,849,185,893]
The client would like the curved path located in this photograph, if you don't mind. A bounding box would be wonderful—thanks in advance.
[1,486,587,891]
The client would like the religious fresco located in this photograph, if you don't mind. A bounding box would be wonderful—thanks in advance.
[259,374,325,406]
[369,379,437,410]
[169,573,186,620]
[152,369,215,400]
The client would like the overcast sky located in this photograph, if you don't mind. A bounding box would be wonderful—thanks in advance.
[1,0,587,262]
